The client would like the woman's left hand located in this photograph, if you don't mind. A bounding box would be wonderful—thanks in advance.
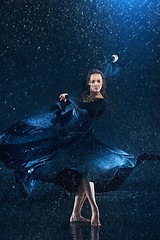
[112,55,118,63]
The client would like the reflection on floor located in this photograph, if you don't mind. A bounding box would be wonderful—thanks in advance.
[0,190,159,240]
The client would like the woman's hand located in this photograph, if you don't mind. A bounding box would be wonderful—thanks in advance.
[112,55,118,63]
[59,93,68,103]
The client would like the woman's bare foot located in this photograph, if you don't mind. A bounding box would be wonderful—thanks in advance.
[70,215,91,223]
[91,217,101,226]
[91,211,101,226]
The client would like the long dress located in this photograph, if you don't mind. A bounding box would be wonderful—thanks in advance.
[0,94,141,198]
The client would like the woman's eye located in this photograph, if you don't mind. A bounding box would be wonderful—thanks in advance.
[91,80,95,83]
[97,80,101,83]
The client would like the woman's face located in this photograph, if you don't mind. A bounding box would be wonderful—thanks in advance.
[88,74,103,93]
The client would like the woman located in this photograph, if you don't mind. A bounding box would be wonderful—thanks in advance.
[0,56,158,227]
[59,69,105,226]
[58,68,137,226]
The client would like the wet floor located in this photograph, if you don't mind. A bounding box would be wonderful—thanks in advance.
[0,190,159,240]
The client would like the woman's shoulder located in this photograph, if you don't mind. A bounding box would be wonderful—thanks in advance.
[78,91,89,101]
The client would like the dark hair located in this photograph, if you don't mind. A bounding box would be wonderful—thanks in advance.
[79,69,108,100]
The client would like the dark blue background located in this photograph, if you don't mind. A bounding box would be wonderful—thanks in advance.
[0,0,159,154]
[0,1,160,239]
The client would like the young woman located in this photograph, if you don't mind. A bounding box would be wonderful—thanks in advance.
[0,56,159,227]
[59,69,106,226]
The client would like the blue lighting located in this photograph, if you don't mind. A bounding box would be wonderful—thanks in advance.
[95,0,155,10]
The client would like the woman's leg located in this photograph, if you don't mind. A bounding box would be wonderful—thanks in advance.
[70,178,101,226]
[70,181,90,223]
[82,179,101,226]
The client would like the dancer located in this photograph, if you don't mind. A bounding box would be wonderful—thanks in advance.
[0,56,159,226]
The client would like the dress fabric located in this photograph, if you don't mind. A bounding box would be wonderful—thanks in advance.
[0,95,138,197]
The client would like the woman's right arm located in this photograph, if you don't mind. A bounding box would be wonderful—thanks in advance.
[59,93,68,103]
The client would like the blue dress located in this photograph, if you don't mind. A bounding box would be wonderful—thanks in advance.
[0,95,139,198]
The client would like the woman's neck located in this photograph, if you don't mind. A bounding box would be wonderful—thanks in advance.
[90,92,104,99]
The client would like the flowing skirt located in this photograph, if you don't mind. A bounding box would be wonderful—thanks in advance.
[0,109,139,198]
